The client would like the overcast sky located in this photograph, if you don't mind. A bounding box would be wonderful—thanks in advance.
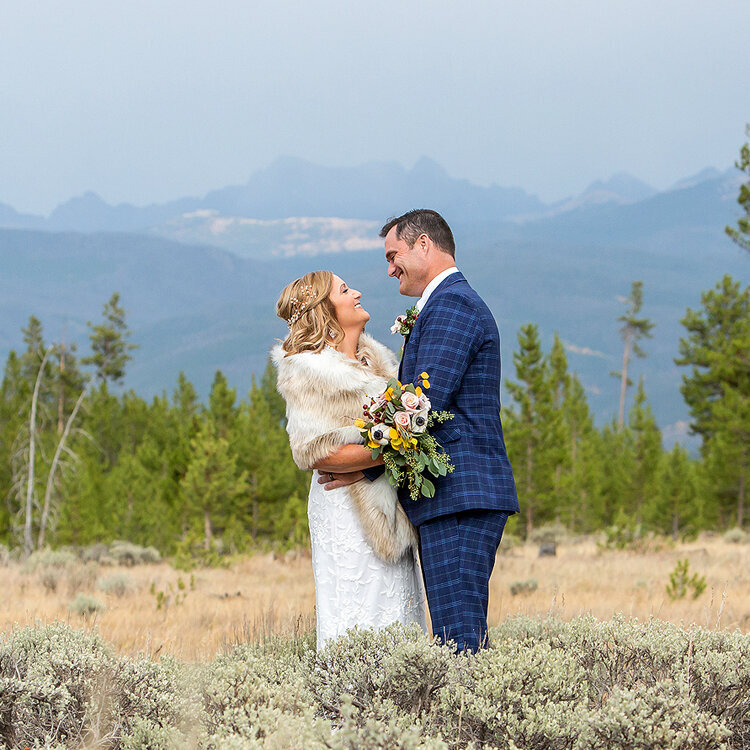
[1,0,748,214]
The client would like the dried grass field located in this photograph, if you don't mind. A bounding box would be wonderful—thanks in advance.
[2,534,748,660]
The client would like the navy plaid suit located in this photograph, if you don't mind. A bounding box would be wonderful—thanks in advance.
[394,271,518,651]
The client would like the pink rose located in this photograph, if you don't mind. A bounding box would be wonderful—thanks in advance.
[393,411,411,429]
[400,392,420,412]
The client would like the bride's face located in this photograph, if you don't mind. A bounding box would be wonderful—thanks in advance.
[329,275,370,329]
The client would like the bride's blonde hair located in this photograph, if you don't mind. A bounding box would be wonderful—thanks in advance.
[276,271,345,356]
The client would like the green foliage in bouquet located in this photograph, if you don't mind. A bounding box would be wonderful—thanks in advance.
[357,375,454,501]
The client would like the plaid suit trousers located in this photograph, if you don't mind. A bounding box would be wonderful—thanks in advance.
[418,510,509,653]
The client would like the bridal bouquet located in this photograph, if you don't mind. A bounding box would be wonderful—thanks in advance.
[355,373,455,501]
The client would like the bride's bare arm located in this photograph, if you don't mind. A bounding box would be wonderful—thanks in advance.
[312,444,385,473]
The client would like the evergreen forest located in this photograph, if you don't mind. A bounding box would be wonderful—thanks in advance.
[1,131,748,559]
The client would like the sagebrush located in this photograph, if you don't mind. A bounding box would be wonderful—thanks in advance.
[0,614,747,749]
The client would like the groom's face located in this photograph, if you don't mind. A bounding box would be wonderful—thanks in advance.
[384,227,428,297]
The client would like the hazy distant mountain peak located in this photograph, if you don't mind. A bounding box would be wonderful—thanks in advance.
[0,159,741,238]
[520,171,659,221]
[582,172,657,203]
[48,190,117,231]
[0,201,43,229]
[410,156,449,180]
[668,167,722,191]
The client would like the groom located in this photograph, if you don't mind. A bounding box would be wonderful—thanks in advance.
[325,209,519,652]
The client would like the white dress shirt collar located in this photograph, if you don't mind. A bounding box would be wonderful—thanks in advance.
[416,267,460,312]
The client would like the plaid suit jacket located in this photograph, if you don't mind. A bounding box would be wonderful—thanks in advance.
[397,271,519,526]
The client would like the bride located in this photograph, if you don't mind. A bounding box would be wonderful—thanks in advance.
[272,270,427,648]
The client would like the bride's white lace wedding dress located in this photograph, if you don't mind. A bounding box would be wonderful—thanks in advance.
[307,471,426,648]
[272,334,427,649]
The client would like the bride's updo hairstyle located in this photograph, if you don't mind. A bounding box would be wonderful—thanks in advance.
[276,270,345,356]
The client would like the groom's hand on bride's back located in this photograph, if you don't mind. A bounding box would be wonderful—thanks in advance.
[318,471,365,490]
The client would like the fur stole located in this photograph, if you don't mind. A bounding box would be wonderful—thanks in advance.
[271,334,417,563]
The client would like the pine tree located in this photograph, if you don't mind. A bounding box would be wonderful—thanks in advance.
[180,420,248,550]
[51,340,86,435]
[20,316,49,383]
[173,372,200,424]
[235,378,308,543]
[208,370,237,439]
[260,357,286,425]
[599,420,636,528]
[645,445,702,539]
[676,275,749,527]
[726,124,750,253]
[506,324,557,534]
[547,334,572,523]
[560,374,602,532]
[82,293,137,384]
[611,281,655,427]
[628,379,663,526]
[0,353,27,542]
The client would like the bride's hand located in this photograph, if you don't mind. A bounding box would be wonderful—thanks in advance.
[317,470,364,491]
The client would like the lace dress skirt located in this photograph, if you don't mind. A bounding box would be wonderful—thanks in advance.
[308,471,427,649]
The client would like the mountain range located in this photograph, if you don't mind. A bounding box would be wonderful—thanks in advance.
[1,157,747,448]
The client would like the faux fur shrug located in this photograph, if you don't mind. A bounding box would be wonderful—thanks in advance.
[271,334,417,563]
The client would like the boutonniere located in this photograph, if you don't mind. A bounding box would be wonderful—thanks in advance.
[390,305,419,338]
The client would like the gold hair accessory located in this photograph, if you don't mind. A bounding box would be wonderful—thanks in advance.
[287,284,316,327]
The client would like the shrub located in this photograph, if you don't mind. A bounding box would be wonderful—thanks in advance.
[68,594,106,617]
[149,576,193,610]
[172,535,230,570]
[439,639,589,748]
[305,623,459,720]
[723,527,747,544]
[2,616,748,749]
[666,559,707,600]
[528,522,568,545]
[202,637,319,744]
[43,569,65,594]
[66,561,100,595]
[23,548,76,572]
[0,623,204,749]
[97,572,135,598]
[109,540,161,566]
[509,578,538,595]
[0,624,118,748]
[79,543,112,563]
[574,682,729,749]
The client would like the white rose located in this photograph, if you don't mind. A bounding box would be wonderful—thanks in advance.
[400,392,420,412]
[369,424,391,445]
[393,411,411,430]
[411,410,429,433]
[391,315,408,334]
[418,394,431,411]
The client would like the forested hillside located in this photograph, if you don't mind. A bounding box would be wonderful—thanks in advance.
[1,270,746,555]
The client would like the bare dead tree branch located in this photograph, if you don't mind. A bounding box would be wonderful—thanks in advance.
[24,347,52,557]
[38,382,90,549]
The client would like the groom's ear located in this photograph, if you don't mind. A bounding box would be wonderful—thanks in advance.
[415,233,430,254]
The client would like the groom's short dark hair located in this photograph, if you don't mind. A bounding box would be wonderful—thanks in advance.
[380,209,456,257]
